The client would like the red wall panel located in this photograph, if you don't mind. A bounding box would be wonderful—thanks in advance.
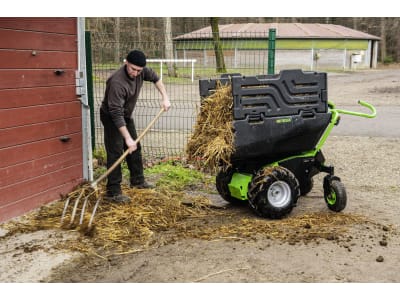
[0,132,82,168]
[0,86,78,109]
[0,180,80,224]
[0,69,76,89]
[0,49,78,69]
[0,102,81,128]
[0,148,82,187]
[0,17,76,34]
[0,17,83,223]
[0,117,82,148]
[0,28,77,51]
[0,164,82,208]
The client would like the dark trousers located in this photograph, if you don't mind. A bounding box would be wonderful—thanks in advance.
[100,110,145,196]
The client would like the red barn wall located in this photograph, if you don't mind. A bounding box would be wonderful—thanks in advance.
[0,17,83,223]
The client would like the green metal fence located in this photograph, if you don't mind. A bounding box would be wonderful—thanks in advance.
[88,31,272,161]
[87,30,370,160]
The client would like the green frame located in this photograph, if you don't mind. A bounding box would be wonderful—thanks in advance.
[228,101,376,200]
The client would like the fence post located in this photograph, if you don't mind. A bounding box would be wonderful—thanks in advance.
[85,31,95,150]
[268,28,276,75]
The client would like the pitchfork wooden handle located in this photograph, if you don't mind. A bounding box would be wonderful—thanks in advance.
[91,108,165,188]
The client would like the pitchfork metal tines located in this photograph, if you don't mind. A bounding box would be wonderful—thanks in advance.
[60,108,165,230]
[60,183,100,230]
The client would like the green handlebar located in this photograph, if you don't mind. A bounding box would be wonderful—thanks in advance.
[328,100,377,118]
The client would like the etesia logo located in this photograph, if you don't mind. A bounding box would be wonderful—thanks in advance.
[276,118,292,124]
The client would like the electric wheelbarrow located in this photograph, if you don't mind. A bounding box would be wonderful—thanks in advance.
[199,69,377,219]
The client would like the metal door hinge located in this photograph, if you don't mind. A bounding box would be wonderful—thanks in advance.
[75,70,86,96]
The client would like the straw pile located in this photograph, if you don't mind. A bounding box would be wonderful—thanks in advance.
[1,184,224,254]
[186,81,234,172]
[2,181,389,256]
[190,212,378,245]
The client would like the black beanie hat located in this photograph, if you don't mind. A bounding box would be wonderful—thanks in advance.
[126,50,147,67]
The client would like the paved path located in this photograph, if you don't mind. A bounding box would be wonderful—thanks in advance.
[331,105,400,138]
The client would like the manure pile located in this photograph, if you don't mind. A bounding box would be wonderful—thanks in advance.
[1,185,220,253]
[1,183,392,256]
[186,81,234,172]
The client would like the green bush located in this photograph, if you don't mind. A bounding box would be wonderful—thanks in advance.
[93,147,107,166]
[383,56,394,64]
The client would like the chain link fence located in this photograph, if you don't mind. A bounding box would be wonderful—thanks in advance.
[89,32,269,161]
[88,31,373,160]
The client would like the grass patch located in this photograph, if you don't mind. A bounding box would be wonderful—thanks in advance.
[92,146,214,192]
[145,160,214,192]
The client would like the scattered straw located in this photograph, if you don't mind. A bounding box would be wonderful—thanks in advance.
[1,184,223,254]
[1,183,393,256]
[178,211,383,245]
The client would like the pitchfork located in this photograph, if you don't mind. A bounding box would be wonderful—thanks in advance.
[60,108,165,230]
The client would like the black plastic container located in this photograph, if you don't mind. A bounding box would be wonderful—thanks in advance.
[199,69,332,165]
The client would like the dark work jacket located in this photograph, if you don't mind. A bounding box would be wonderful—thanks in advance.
[100,65,159,128]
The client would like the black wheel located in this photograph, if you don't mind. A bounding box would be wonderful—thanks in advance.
[324,178,347,212]
[216,167,246,205]
[300,178,314,196]
[248,166,300,219]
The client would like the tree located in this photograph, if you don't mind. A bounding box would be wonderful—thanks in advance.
[86,17,400,64]
[380,18,387,63]
[210,17,226,73]
[137,18,142,44]
[395,19,400,62]
[164,17,177,77]
[114,17,120,63]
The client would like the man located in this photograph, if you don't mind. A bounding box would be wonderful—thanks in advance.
[100,50,171,203]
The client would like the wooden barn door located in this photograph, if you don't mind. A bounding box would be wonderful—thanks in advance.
[0,18,83,222]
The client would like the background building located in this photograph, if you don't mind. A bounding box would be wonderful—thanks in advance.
[174,23,380,71]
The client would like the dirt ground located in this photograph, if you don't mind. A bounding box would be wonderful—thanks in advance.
[1,66,399,288]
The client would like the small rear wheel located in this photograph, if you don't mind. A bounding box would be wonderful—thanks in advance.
[248,166,300,219]
[324,178,347,212]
